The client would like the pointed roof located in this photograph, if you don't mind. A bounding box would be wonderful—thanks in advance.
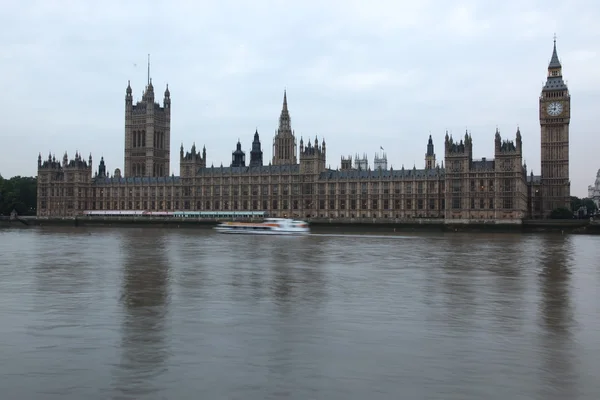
[277,89,292,134]
[548,35,561,69]
[543,36,568,92]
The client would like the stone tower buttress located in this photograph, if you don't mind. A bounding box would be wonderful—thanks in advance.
[539,37,570,214]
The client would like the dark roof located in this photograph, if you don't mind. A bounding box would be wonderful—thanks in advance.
[527,175,542,184]
[93,176,181,185]
[319,167,445,180]
[549,41,561,69]
[543,76,568,91]
[471,160,495,171]
[543,42,567,91]
[197,164,300,175]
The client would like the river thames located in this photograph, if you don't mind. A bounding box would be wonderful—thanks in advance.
[0,227,598,399]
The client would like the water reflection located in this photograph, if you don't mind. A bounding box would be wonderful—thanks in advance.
[537,235,577,399]
[440,235,479,332]
[32,231,107,313]
[172,232,208,299]
[270,239,295,307]
[268,237,327,309]
[113,229,171,399]
[483,235,527,335]
[296,237,327,304]
[3,228,600,399]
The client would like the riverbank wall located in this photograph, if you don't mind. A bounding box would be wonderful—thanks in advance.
[2,216,599,234]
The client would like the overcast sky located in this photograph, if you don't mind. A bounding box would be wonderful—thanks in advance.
[1,0,599,197]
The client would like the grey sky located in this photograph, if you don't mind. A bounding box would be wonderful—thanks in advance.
[1,0,599,197]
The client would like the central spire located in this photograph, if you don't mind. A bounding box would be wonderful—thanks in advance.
[272,90,297,165]
[278,89,292,133]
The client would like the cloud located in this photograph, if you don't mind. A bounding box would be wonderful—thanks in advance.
[333,70,422,92]
[443,3,493,37]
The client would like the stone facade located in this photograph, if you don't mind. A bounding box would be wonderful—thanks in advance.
[124,79,171,178]
[36,40,571,221]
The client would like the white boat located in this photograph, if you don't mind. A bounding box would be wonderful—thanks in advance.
[214,218,310,235]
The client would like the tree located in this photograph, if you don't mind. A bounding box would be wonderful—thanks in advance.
[0,175,37,216]
[581,198,598,214]
[549,207,573,219]
[571,196,598,215]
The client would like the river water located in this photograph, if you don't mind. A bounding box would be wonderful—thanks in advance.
[0,227,599,399]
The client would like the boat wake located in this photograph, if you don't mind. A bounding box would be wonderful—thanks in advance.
[309,233,424,240]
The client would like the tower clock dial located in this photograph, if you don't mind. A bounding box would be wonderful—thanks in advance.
[546,101,563,116]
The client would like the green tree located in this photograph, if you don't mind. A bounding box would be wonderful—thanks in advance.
[571,196,598,215]
[549,207,573,219]
[581,198,598,214]
[570,196,581,211]
[0,175,37,216]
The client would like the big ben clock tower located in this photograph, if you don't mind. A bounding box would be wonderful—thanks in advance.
[540,37,571,216]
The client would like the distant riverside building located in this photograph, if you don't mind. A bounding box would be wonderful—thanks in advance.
[374,152,388,171]
[354,154,368,171]
[36,39,571,221]
[588,170,600,209]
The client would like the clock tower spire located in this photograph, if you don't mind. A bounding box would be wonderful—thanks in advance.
[539,35,571,216]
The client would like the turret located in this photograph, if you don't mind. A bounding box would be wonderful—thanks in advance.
[126,80,132,104]
[444,130,473,175]
[164,84,170,109]
[494,128,521,155]
[425,134,436,169]
[249,129,263,167]
[231,139,246,167]
[299,135,326,174]
[493,127,501,152]
[179,142,207,177]
[143,78,155,102]
[444,130,472,159]
[341,155,353,170]
[494,127,523,175]
[97,156,107,178]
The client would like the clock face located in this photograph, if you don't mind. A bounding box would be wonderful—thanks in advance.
[546,102,563,116]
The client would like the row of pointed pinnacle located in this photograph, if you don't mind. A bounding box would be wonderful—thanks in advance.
[40,37,560,172]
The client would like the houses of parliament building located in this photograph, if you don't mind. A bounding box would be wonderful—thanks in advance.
[36,39,571,221]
